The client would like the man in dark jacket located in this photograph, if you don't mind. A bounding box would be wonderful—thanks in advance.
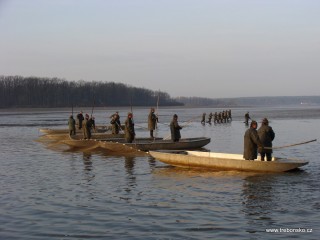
[110,111,121,134]
[77,111,84,130]
[170,114,182,142]
[258,118,275,161]
[244,112,251,125]
[125,112,135,143]
[243,120,263,160]
[68,115,76,136]
[148,108,158,138]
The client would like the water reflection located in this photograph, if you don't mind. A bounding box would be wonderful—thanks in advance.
[83,152,93,171]
[124,155,137,192]
[124,155,135,176]
[241,174,278,233]
[82,152,95,183]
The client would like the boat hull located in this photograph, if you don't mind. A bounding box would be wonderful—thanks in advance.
[149,151,309,172]
[99,137,210,151]
[61,137,210,152]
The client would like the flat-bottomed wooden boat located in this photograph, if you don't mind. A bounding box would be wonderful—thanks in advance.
[149,150,309,172]
[61,137,210,152]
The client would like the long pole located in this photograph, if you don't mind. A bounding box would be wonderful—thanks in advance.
[91,95,95,117]
[265,139,317,150]
[155,89,160,132]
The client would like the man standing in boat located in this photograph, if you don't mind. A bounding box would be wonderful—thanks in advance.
[148,107,158,139]
[77,111,84,130]
[243,120,263,160]
[68,115,76,136]
[258,118,275,161]
[110,111,121,134]
[82,114,91,139]
[170,114,182,142]
[125,112,135,143]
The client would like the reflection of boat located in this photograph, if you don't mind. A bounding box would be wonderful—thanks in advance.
[62,137,210,152]
[149,151,308,172]
[39,125,125,134]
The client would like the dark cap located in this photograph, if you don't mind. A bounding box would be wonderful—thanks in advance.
[262,118,269,124]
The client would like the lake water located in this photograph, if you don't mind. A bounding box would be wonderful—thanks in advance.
[0,106,320,239]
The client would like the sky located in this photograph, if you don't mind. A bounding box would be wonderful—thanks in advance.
[0,0,319,98]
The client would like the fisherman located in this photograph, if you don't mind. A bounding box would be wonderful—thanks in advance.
[228,109,232,121]
[148,107,158,138]
[89,116,96,133]
[214,112,218,123]
[82,114,91,139]
[201,113,206,124]
[243,120,263,160]
[258,118,275,161]
[218,112,222,123]
[244,112,251,125]
[68,115,76,136]
[125,112,135,143]
[110,111,121,134]
[170,114,182,142]
[222,111,227,123]
[76,111,84,130]
[207,112,213,124]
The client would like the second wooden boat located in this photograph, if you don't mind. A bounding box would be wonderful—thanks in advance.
[149,150,309,172]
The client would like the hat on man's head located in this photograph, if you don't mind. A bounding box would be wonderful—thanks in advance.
[262,118,269,124]
[250,120,257,127]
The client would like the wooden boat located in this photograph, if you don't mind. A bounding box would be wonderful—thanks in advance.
[62,137,210,152]
[98,137,210,152]
[148,150,309,172]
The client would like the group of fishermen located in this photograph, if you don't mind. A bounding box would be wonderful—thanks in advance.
[68,112,96,139]
[69,109,274,161]
[201,110,232,124]
[244,118,275,161]
[67,108,183,143]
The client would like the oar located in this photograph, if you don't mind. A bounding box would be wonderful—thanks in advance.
[264,139,317,150]
[91,95,95,117]
[134,124,149,130]
[156,89,160,130]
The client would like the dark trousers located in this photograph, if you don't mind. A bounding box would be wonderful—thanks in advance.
[261,152,272,161]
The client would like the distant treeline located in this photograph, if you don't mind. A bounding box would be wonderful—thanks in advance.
[0,76,183,108]
[176,96,320,107]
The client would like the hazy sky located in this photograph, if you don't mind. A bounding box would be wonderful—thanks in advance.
[1,0,319,98]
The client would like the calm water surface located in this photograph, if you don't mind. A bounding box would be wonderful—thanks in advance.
[1,106,320,239]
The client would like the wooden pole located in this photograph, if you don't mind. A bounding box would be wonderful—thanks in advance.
[265,139,317,150]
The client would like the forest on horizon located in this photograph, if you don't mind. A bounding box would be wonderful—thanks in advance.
[0,76,183,108]
[1,75,319,108]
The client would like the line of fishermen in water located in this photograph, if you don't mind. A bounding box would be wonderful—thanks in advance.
[201,110,232,124]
